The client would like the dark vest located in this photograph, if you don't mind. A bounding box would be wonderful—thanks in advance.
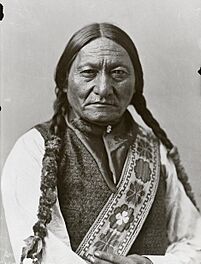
[35,122,168,256]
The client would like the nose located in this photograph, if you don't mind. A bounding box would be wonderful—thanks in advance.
[93,72,113,98]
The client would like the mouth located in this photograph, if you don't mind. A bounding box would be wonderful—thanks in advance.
[86,102,116,107]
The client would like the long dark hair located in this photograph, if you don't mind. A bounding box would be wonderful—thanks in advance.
[51,22,196,202]
[51,23,144,136]
[21,23,197,264]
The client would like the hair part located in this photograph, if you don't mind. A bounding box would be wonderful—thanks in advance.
[51,22,144,136]
[51,22,197,206]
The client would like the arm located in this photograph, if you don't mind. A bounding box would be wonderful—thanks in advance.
[145,143,201,264]
[1,129,86,264]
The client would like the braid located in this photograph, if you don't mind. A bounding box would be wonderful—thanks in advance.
[132,93,198,208]
[132,93,173,149]
[20,22,199,263]
[50,87,68,137]
[21,88,68,263]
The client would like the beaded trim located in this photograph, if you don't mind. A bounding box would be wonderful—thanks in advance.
[76,129,160,260]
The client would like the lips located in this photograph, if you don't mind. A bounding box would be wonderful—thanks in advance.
[91,102,114,106]
[86,101,116,106]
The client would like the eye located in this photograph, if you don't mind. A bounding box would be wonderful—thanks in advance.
[80,69,97,79]
[110,68,128,81]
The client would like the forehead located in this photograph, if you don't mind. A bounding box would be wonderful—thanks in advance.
[72,37,133,68]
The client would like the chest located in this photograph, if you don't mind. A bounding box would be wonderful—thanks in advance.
[57,129,168,254]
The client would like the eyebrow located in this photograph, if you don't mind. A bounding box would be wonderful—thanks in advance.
[77,62,131,71]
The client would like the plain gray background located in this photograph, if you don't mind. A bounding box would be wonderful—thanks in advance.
[1,0,201,263]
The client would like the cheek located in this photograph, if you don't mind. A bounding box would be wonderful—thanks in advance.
[67,78,81,104]
[67,88,77,106]
[68,76,90,101]
[67,81,81,111]
[117,80,135,104]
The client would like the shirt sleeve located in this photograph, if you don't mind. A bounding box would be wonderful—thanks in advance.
[1,128,86,264]
[145,143,201,264]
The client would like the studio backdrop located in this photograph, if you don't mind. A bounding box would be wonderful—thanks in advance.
[1,0,201,263]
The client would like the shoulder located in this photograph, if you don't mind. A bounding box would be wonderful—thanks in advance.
[2,127,46,174]
[14,127,46,156]
[134,124,172,168]
[136,124,158,145]
[14,119,52,153]
[128,107,157,144]
[34,120,52,141]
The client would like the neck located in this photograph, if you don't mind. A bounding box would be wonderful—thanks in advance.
[67,109,129,136]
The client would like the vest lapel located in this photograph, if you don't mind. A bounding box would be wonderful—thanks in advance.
[76,128,160,260]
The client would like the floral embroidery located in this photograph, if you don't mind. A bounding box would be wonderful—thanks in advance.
[93,231,120,254]
[126,181,145,205]
[116,211,129,225]
[137,138,153,160]
[134,159,151,183]
[109,204,134,232]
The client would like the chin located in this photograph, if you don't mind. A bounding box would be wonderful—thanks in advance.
[81,108,125,125]
[84,114,121,126]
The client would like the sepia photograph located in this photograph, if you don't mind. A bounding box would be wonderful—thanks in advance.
[1,1,201,263]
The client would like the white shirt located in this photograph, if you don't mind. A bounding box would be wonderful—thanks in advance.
[1,128,201,264]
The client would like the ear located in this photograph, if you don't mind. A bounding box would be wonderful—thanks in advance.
[63,79,68,93]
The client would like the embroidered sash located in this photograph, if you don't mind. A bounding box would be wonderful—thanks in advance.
[76,129,160,260]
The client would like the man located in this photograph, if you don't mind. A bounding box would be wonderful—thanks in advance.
[1,23,201,264]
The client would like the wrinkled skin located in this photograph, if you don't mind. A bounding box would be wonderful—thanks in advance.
[67,37,135,126]
[67,38,151,263]
[87,251,152,264]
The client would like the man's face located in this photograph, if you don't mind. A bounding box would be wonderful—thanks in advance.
[67,37,135,125]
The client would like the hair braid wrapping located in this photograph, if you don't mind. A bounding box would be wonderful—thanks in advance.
[21,88,67,263]
[132,93,198,209]
[20,135,61,264]
[20,22,198,263]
